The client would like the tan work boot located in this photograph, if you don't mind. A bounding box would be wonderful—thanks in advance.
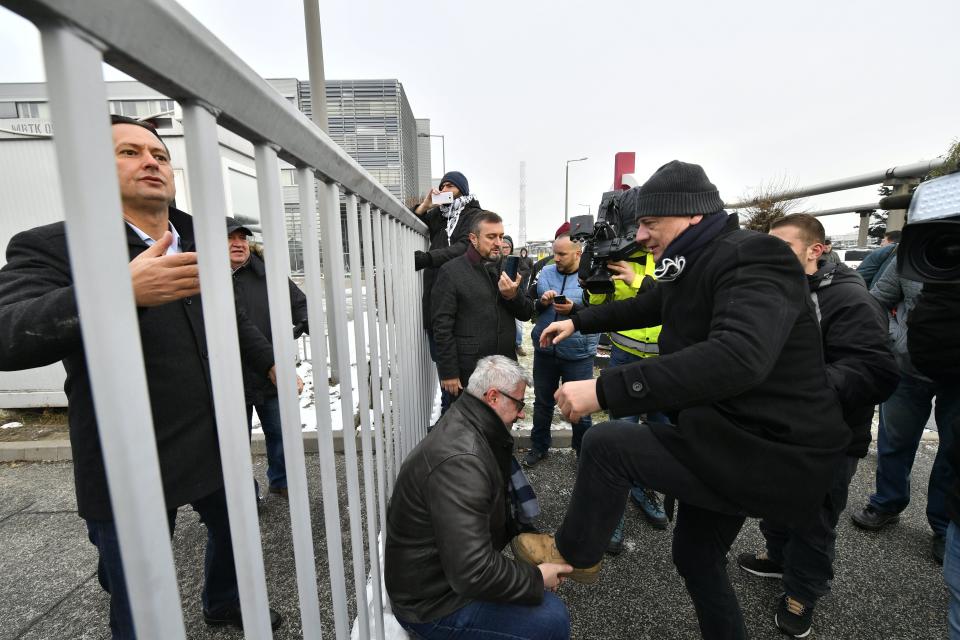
[511,533,601,584]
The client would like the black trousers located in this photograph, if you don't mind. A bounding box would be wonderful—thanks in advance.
[555,420,748,640]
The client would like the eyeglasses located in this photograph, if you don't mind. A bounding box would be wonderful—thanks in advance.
[497,389,525,412]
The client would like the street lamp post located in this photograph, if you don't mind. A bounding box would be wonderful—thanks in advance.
[565,157,588,222]
[418,133,446,176]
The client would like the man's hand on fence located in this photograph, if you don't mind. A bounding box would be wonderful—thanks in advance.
[268,365,277,386]
[129,231,201,307]
[296,375,304,395]
[539,319,575,347]
[555,379,600,423]
[441,377,463,397]
[414,250,431,271]
[498,272,522,300]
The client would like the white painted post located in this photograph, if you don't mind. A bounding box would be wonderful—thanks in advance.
[372,211,395,496]
[180,102,273,638]
[301,175,350,640]
[254,145,323,637]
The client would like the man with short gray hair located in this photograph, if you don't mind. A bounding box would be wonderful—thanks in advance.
[385,356,571,640]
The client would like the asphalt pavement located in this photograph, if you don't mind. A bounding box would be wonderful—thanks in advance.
[0,439,948,639]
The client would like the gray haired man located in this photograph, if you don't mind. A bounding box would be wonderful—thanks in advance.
[385,356,572,640]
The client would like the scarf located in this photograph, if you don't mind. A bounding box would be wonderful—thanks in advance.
[654,211,731,281]
[441,193,478,242]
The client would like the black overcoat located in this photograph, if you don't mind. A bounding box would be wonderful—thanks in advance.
[232,250,308,405]
[417,199,482,329]
[430,246,534,385]
[577,215,851,524]
[0,208,274,520]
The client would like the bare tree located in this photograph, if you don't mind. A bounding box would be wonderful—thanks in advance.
[738,175,807,233]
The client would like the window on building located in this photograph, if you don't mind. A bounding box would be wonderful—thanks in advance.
[16,102,51,119]
[0,102,17,118]
[280,168,297,186]
[108,99,175,118]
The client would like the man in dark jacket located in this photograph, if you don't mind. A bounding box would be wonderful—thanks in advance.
[735,214,898,637]
[228,218,308,500]
[513,161,850,640]
[431,211,534,400]
[0,116,281,636]
[412,170,482,411]
[385,355,571,639]
[856,229,900,288]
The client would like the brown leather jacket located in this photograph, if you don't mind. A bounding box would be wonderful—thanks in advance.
[384,392,543,623]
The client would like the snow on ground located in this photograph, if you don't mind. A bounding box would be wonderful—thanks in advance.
[1,421,23,429]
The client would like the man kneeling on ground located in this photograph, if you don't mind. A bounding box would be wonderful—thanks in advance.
[385,355,571,640]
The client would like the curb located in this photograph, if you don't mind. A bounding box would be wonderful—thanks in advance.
[1,425,936,463]
[0,426,571,462]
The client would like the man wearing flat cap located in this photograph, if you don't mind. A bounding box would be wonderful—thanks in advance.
[513,161,850,639]
[227,217,308,504]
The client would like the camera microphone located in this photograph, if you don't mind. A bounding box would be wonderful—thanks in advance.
[879,193,913,210]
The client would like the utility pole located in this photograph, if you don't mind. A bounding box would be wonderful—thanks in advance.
[519,161,527,246]
[565,157,587,222]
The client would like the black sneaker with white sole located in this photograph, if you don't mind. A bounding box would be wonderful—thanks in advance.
[736,551,784,579]
[775,593,813,638]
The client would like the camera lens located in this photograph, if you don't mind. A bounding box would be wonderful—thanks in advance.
[925,234,960,271]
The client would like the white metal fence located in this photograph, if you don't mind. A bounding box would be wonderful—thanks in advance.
[2,1,435,638]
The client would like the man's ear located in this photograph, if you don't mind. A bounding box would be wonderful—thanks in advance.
[689,215,704,226]
[809,243,825,261]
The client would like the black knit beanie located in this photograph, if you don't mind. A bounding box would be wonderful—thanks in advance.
[634,160,724,217]
[439,171,469,197]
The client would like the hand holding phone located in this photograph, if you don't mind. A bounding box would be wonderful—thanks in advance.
[553,295,568,304]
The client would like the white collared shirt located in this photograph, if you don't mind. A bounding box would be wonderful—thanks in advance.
[126,219,183,255]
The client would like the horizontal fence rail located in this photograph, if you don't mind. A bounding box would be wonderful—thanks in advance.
[2,1,436,639]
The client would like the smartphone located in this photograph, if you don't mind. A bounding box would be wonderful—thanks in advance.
[503,255,520,280]
[554,295,568,304]
[431,191,454,206]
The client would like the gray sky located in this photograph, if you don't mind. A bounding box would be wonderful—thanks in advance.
[1,0,957,241]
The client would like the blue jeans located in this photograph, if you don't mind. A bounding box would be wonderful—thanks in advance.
[398,592,570,640]
[945,522,960,639]
[86,488,240,639]
[531,351,594,455]
[869,373,960,535]
[515,319,523,348]
[608,345,668,504]
[246,395,286,490]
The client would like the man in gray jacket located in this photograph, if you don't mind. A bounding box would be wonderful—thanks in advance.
[385,356,571,640]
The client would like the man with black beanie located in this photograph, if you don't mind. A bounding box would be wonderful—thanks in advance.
[412,171,482,413]
[511,161,850,639]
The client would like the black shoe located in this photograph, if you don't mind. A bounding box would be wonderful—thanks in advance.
[523,449,547,467]
[736,551,784,579]
[606,536,624,556]
[933,533,946,565]
[775,593,813,638]
[203,604,283,631]
[850,504,900,531]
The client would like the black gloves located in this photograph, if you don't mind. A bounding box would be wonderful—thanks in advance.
[414,250,432,271]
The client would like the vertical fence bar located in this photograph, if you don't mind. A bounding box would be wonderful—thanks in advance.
[255,145,323,637]
[321,186,370,639]
[360,205,389,535]
[390,220,408,462]
[345,196,386,639]
[401,229,416,454]
[372,211,395,496]
[180,102,273,638]
[39,24,186,640]
[384,219,402,469]
[303,175,349,640]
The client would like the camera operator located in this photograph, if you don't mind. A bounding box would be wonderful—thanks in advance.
[511,161,849,640]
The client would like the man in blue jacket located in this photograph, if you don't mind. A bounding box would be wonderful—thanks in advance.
[524,232,600,466]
